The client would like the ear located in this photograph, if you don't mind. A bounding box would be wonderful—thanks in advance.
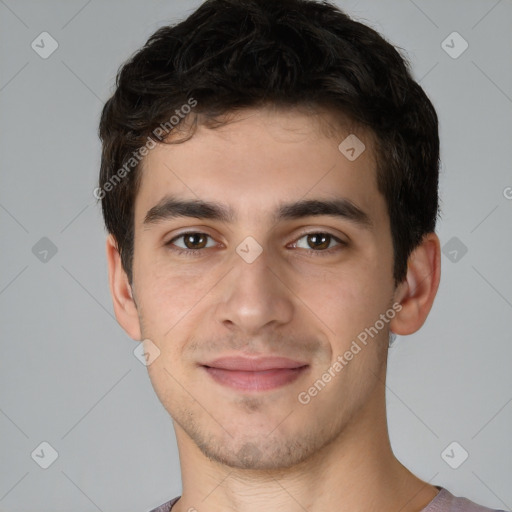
[390,232,441,336]
[105,234,142,340]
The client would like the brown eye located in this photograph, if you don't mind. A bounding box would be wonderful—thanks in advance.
[306,233,331,250]
[293,232,345,253]
[168,232,216,252]
[183,233,208,249]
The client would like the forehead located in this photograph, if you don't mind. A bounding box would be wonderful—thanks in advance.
[134,107,385,227]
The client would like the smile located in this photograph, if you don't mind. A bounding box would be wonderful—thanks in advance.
[201,356,310,392]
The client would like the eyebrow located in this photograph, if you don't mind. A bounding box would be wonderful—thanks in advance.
[144,196,234,225]
[143,195,372,230]
[277,198,372,229]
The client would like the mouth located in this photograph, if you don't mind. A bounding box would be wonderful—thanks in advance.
[201,356,310,392]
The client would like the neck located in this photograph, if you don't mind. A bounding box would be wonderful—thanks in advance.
[172,378,438,512]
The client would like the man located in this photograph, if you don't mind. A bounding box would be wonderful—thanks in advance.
[97,1,504,511]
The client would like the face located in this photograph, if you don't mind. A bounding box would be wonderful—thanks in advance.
[130,107,398,470]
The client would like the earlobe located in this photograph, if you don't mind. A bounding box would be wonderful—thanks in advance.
[389,232,441,336]
[105,234,142,340]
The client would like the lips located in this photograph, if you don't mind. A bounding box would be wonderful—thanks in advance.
[201,356,309,392]
[204,356,308,371]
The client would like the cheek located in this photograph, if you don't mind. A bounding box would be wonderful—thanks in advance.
[135,268,201,340]
[292,264,387,339]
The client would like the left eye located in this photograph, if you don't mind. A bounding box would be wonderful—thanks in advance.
[294,233,343,251]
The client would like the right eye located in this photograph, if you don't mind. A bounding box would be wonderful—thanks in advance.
[166,232,217,254]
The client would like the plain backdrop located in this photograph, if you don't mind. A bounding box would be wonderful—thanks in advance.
[1,1,511,511]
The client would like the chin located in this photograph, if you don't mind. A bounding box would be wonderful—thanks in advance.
[196,432,328,471]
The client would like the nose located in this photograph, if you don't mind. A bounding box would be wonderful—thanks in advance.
[214,246,294,336]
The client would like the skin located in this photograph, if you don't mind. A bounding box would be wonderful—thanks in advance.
[106,106,441,512]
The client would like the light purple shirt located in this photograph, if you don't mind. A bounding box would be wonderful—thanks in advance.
[148,486,506,511]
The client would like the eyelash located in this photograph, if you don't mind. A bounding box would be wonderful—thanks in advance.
[165,231,347,257]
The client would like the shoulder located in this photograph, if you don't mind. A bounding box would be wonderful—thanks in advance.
[147,496,181,512]
[423,487,506,512]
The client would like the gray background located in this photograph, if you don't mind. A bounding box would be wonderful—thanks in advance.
[1,0,511,511]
